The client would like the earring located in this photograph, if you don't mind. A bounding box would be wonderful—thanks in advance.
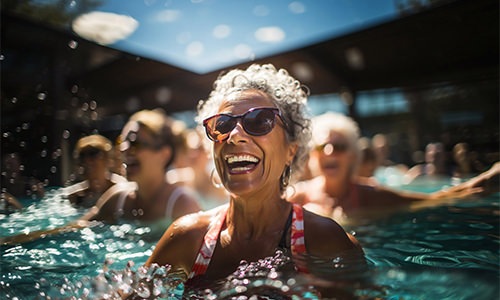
[210,169,223,189]
[280,164,292,190]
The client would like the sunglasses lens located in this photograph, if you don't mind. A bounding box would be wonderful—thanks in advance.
[316,143,349,154]
[335,144,348,152]
[243,108,276,136]
[205,114,236,142]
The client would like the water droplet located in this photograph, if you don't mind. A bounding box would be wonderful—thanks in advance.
[50,166,57,173]
[63,130,70,139]
[68,40,78,49]
[90,100,97,110]
[19,141,26,148]
[41,136,48,143]
[41,149,47,157]
[71,85,79,94]
[3,132,10,138]
[38,92,47,100]
[11,97,17,104]
[22,123,29,130]
[0,54,4,60]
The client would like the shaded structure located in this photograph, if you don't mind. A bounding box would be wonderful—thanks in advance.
[1,0,498,185]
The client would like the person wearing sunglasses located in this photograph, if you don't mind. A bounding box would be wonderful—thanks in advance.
[289,111,499,226]
[64,134,127,208]
[82,109,202,231]
[143,64,365,298]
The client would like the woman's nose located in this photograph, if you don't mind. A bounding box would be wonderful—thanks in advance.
[226,121,249,144]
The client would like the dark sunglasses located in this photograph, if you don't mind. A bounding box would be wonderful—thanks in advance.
[315,142,349,154]
[79,148,103,161]
[119,132,162,152]
[202,107,284,143]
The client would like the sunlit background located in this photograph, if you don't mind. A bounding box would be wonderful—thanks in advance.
[1,0,498,187]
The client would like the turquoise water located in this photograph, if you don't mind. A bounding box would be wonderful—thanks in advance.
[1,181,498,299]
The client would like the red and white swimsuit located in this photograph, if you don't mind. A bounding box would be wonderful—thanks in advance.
[188,204,308,279]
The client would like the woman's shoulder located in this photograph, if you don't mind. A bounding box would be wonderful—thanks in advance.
[302,208,360,256]
[148,205,228,271]
[169,204,227,236]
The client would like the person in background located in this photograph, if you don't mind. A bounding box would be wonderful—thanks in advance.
[451,142,486,179]
[144,64,365,298]
[167,123,228,209]
[1,152,45,211]
[1,109,201,244]
[84,109,201,227]
[404,142,449,183]
[63,134,127,208]
[289,111,499,225]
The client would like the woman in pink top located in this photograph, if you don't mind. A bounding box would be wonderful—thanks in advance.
[145,64,364,291]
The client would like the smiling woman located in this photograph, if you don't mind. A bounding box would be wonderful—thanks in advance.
[144,64,366,298]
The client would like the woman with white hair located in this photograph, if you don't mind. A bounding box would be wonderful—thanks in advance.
[289,112,499,225]
[144,64,365,297]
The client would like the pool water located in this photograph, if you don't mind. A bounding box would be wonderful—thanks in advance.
[0,181,498,299]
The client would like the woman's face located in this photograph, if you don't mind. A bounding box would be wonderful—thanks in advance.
[120,124,169,182]
[313,131,356,181]
[210,90,296,197]
[78,147,107,177]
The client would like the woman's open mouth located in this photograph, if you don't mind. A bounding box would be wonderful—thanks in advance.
[225,154,260,174]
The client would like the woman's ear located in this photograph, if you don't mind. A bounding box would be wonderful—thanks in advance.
[287,143,298,165]
[161,146,173,165]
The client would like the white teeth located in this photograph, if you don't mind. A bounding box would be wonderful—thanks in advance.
[225,154,259,164]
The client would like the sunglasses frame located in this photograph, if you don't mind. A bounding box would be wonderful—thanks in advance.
[202,107,285,143]
[315,142,349,154]
[119,131,163,152]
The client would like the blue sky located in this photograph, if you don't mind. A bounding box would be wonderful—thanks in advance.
[72,0,399,74]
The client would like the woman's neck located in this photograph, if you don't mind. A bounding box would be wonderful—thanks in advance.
[136,176,167,204]
[226,194,291,241]
[87,172,111,193]
[322,174,351,200]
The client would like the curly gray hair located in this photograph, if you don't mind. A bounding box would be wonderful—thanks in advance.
[196,63,312,182]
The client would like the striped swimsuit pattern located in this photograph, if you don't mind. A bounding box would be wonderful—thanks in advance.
[188,203,308,279]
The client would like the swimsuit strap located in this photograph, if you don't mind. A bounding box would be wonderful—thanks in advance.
[113,188,131,220]
[291,204,309,273]
[165,186,185,220]
[188,204,229,279]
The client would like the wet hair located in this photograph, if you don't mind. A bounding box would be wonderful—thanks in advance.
[126,109,177,169]
[196,63,312,182]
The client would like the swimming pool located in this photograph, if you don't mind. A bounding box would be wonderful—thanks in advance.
[1,180,498,299]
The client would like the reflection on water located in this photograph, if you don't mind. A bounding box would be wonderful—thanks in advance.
[1,186,499,299]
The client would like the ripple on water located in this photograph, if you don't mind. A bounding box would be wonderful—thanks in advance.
[405,249,498,271]
[382,240,443,254]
